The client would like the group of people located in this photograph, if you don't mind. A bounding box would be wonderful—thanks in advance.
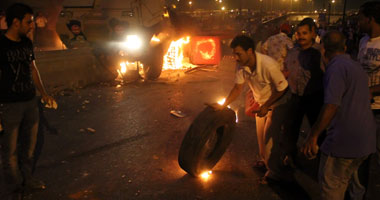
[215,1,380,199]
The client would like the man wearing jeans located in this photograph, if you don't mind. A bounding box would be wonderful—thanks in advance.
[357,1,380,199]
[302,31,376,200]
[0,3,56,198]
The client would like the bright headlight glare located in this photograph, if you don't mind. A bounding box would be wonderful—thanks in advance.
[122,35,142,50]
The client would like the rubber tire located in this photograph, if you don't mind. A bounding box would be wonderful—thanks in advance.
[178,106,236,177]
[143,44,164,80]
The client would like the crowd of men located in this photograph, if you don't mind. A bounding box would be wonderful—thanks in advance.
[216,1,380,199]
[0,1,380,200]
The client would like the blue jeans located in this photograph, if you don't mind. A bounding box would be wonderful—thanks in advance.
[319,153,368,200]
[0,97,39,193]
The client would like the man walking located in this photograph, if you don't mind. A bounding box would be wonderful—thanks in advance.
[0,3,56,198]
[357,1,380,199]
[302,31,376,200]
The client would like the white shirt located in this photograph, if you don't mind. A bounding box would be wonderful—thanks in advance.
[358,35,380,109]
[235,52,288,105]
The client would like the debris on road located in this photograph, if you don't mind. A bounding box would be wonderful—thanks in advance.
[170,110,186,118]
[185,65,218,74]
[86,128,96,133]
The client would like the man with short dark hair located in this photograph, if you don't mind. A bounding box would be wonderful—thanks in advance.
[357,1,380,199]
[215,35,291,183]
[0,3,56,198]
[302,31,376,200]
[282,18,324,165]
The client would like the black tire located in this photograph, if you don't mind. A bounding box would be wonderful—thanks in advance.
[143,44,164,80]
[178,106,236,177]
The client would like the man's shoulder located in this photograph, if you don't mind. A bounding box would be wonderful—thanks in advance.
[327,55,360,74]
[258,52,280,70]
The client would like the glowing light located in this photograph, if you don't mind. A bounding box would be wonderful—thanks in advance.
[163,36,193,70]
[189,1,192,5]
[151,35,160,42]
[163,10,170,18]
[195,39,216,60]
[120,62,127,74]
[122,35,142,51]
[217,98,226,106]
[235,110,239,123]
[200,171,212,180]
[221,6,225,11]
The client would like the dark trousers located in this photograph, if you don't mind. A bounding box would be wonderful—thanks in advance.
[283,93,324,159]
[0,97,39,192]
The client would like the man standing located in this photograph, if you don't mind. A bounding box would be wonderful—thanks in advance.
[216,35,290,183]
[0,3,56,198]
[282,18,324,164]
[302,31,376,200]
[261,23,294,71]
[357,1,380,199]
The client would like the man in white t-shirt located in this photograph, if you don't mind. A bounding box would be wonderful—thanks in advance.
[215,35,291,183]
[358,1,380,199]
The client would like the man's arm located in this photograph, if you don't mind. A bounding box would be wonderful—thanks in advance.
[301,104,338,158]
[30,61,56,108]
[221,83,244,108]
[255,88,287,117]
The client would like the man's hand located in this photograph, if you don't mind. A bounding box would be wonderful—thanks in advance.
[41,94,58,109]
[255,105,269,117]
[301,134,319,160]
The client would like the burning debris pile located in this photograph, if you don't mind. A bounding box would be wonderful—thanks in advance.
[163,36,196,70]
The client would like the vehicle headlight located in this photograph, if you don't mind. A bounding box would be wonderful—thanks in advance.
[121,35,143,51]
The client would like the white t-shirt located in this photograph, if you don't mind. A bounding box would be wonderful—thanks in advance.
[358,35,380,109]
[235,52,288,105]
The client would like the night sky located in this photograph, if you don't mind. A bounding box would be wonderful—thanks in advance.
[166,0,372,11]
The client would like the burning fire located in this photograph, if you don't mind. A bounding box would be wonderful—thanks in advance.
[217,98,238,123]
[116,61,139,81]
[163,36,194,70]
[200,171,212,181]
[217,98,226,106]
[196,39,216,60]
[151,35,161,43]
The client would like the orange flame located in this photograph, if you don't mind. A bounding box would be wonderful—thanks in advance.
[163,36,194,70]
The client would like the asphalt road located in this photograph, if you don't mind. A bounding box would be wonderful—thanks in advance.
[1,57,311,200]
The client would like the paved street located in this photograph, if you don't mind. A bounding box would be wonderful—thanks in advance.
[1,57,310,200]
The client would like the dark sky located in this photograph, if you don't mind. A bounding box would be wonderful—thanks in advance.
[166,0,371,11]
